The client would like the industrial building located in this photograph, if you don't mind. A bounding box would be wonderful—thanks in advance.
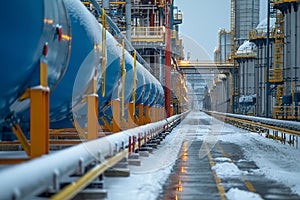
[0,1,300,200]
[208,0,300,120]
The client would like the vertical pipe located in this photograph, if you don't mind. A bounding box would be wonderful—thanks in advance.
[296,5,299,91]
[266,0,270,117]
[150,10,154,26]
[126,0,131,42]
[159,49,164,83]
[102,0,109,11]
[165,5,171,117]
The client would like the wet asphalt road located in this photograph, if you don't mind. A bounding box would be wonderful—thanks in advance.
[159,117,300,200]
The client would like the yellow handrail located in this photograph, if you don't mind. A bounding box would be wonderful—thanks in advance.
[102,8,106,97]
[133,50,137,114]
[121,39,126,117]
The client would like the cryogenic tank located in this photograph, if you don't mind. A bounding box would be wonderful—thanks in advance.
[50,0,104,123]
[132,63,146,105]
[0,0,71,127]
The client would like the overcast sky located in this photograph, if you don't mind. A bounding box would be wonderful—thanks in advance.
[175,0,267,60]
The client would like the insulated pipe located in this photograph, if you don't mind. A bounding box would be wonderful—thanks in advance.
[89,0,152,72]
[210,111,300,131]
[0,113,186,200]
[125,0,131,42]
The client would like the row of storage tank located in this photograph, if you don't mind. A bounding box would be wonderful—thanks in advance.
[0,0,165,140]
[211,1,300,120]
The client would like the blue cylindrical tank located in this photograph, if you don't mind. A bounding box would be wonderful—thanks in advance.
[50,0,103,124]
[0,0,71,128]
[134,64,146,105]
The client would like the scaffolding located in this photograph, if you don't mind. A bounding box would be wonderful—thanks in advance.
[269,11,284,83]
[230,0,236,61]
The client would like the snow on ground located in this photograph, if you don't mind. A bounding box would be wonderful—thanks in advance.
[212,112,300,195]
[212,162,246,178]
[226,188,264,200]
[214,157,232,162]
[104,113,199,200]
[104,111,300,198]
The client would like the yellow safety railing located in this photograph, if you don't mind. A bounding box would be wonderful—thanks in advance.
[121,39,126,117]
[133,50,137,114]
[102,8,107,96]
[269,68,283,83]
[176,38,182,46]
[234,52,257,59]
[131,26,165,43]
[273,0,298,5]
[173,13,183,21]
[249,28,275,40]
[171,30,177,39]
[270,11,284,83]
[82,1,126,5]
[273,106,300,121]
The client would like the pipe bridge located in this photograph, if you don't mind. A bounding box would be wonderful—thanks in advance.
[177,60,235,74]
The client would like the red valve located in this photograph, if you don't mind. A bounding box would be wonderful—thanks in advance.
[56,25,62,41]
[43,42,48,57]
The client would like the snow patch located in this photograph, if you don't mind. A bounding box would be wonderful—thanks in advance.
[226,188,264,200]
[212,162,245,178]
[214,157,232,162]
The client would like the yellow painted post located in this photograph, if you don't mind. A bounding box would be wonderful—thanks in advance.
[137,104,144,125]
[102,8,107,97]
[133,51,137,114]
[121,39,126,118]
[30,60,49,158]
[12,124,31,156]
[128,102,134,128]
[88,76,99,140]
[154,107,158,122]
[87,95,98,140]
[112,99,121,133]
[145,105,151,124]
[30,87,49,158]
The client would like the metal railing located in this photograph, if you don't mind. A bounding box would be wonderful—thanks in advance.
[0,113,187,200]
[207,111,300,133]
[174,13,183,21]
[273,0,298,5]
[269,68,283,82]
[273,106,300,121]
[130,26,165,43]
[249,28,275,40]
[234,52,257,58]
[88,0,152,72]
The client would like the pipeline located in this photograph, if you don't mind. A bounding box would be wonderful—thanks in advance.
[0,113,186,200]
[0,0,165,134]
[206,111,300,132]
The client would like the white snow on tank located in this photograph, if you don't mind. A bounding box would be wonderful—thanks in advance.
[64,0,102,44]
[255,17,276,34]
[236,40,257,55]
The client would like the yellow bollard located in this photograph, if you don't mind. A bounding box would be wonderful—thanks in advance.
[145,105,151,124]
[137,104,144,125]
[87,94,98,140]
[128,102,135,128]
